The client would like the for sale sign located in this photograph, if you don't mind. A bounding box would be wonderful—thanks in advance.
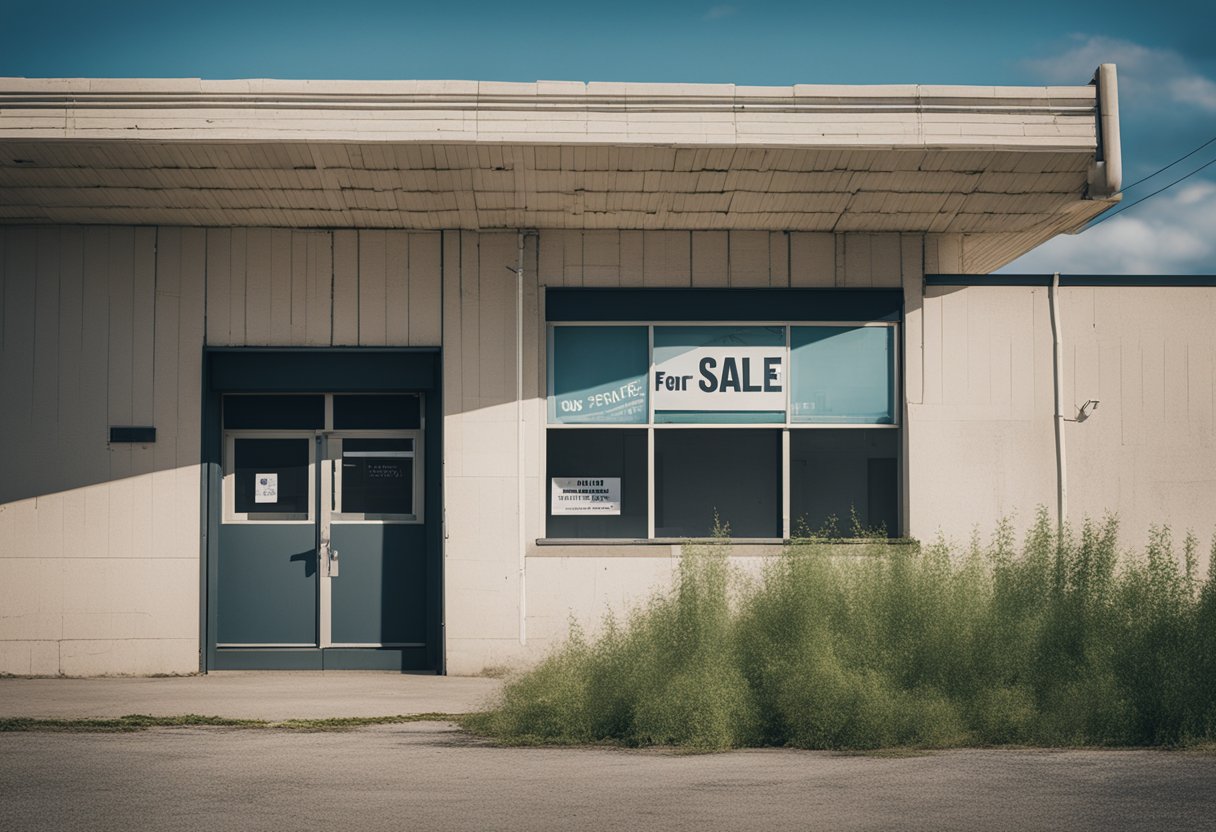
[652,347,784,412]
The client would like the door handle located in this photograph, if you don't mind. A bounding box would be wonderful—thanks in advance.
[320,538,339,578]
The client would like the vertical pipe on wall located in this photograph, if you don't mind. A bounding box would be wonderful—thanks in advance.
[516,230,527,646]
[1049,272,1068,539]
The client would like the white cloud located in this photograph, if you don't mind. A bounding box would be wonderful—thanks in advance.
[1167,75,1216,113]
[1003,179,1216,274]
[704,5,736,20]
[1024,34,1216,113]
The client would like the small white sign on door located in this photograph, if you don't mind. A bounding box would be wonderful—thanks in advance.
[551,477,621,515]
[254,472,279,504]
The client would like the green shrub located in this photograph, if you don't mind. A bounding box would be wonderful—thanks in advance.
[467,512,1216,750]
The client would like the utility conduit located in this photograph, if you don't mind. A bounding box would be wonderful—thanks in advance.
[1049,273,1068,539]
[516,231,529,646]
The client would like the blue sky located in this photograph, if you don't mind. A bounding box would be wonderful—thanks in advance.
[3,0,1214,272]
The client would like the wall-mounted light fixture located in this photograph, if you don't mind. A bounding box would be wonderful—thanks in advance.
[1076,400,1099,422]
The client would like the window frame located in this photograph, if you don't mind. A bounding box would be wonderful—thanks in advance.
[544,321,902,541]
[222,431,317,524]
[329,431,425,524]
[221,392,426,526]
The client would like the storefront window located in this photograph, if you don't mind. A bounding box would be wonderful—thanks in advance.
[790,429,898,537]
[655,429,781,538]
[652,326,786,424]
[790,326,895,424]
[546,430,647,539]
[545,317,900,540]
[549,326,648,424]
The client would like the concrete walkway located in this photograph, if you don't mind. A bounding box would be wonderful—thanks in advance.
[5,728,1216,832]
[0,672,503,720]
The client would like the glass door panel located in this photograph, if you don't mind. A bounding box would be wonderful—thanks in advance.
[217,433,318,647]
[323,432,425,648]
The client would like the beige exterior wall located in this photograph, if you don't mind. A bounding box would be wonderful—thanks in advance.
[2,224,1213,676]
[440,229,929,671]
[910,282,1216,550]
[0,226,441,675]
[1,227,202,675]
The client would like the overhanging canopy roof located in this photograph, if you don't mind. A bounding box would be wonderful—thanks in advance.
[0,77,1119,261]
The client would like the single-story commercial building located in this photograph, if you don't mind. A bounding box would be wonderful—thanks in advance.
[2,65,1214,676]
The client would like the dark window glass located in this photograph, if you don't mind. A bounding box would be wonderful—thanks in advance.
[224,395,324,430]
[341,438,414,515]
[546,430,647,539]
[234,438,311,515]
[654,429,781,538]
[333,395,421,430]
[790,429,898,538]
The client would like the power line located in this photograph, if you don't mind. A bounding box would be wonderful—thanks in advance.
[1119,133,1216,193]
[1086,154,1216,230]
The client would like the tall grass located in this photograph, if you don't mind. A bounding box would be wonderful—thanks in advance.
[465,511,1216,750]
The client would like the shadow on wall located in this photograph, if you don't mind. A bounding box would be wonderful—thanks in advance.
[1,225,203,507]
[0,222,472,507]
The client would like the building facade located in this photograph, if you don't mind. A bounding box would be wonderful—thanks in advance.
[2,67,1214,676]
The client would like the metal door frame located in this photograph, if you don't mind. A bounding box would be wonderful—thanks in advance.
[201,348,444,673]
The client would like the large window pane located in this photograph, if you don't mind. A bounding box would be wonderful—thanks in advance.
[340,438,414,515]
[549,327,648,424]
[333,394,421,429]
[233,437,311,516]
[790,429,898,537]
[653,326,786,424]
[546,430,647,538]
[790,326,895,424]
[655,429,781,538]
[224,395,324,430]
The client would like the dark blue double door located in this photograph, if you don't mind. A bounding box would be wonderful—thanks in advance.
[212,390,432,670]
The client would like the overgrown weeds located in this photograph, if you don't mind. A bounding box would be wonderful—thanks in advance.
[467,510,1216,750]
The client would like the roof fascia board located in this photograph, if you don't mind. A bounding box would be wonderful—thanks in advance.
[0,77,1098,152]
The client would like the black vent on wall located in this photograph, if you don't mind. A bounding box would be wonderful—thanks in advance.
[109,426,156,444]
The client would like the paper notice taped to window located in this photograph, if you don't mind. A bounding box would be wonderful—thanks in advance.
[255,473,278,503]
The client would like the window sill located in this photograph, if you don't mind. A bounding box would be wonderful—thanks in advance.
[536,537,915,545]
[531,537,918,556]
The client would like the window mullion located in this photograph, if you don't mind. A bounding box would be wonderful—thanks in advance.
[647,325,655,540]
[782,428,791,539]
